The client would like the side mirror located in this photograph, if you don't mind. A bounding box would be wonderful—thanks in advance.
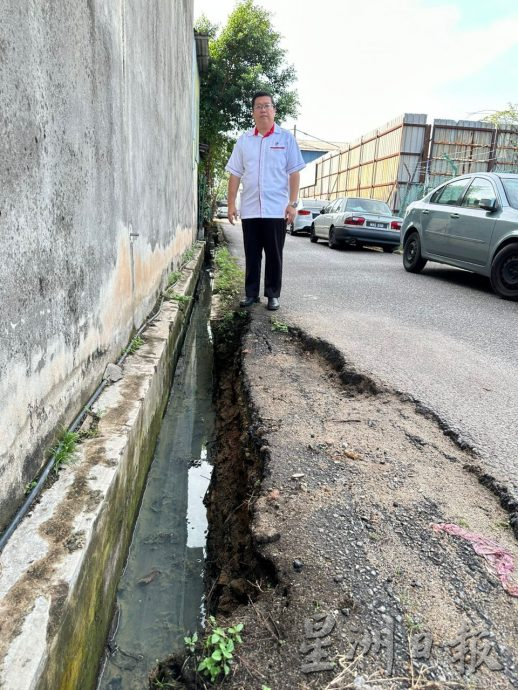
[320,208,327,214]
[479,198,497,212]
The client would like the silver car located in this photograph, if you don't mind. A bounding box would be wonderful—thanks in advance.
[310,197,402,252]
[401,172,518,300]
[288,198,328,235]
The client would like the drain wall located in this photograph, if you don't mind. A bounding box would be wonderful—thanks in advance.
[0,250,204,690]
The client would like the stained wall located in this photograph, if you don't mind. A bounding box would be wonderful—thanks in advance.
[0,0,197,529]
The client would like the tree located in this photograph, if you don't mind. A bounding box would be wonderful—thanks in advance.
[195,1,299,214]
[481,103,518,126]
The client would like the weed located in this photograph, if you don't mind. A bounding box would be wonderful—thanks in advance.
[78,427,99,440]
[193,616,244,683]
[151,680,176,689]
[184,631,198,654]
[271,317,288,333]
[181,246,196,265]
[127,335,144,354]
[169,293,192,305]
[367,531,380,541]
[25,480,38,495]
[167,270,182,287]
[213,246,243,314]
[404,613,422,634]
[457,517,469,528]
[52,430,79,473]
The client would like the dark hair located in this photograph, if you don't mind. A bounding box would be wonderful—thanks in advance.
[252,91,275,109]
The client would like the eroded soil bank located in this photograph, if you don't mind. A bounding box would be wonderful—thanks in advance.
[152,307,518,690]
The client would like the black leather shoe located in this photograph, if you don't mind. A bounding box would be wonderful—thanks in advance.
[267,297,280,311]
[239,296,260,307]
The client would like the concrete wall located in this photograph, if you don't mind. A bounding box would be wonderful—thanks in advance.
[0,249,205,690]
[0,0,197,531]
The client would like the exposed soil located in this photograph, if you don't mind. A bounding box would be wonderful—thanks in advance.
[152,307,518,690]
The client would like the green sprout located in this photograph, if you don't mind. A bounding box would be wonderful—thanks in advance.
[271,317,288,333]
[127,335,144,354]
[192,616,244,683]
[52,430,79,473]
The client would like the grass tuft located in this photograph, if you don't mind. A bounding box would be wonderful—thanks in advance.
[52,430,79,473]
[213,246,243,315]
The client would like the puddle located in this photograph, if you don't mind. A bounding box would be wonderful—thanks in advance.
[97,272,215,690]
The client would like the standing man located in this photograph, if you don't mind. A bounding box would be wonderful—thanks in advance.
[226,91,305,310]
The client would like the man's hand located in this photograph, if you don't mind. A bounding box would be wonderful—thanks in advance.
[228,203,238,225]
[285,204,296,224]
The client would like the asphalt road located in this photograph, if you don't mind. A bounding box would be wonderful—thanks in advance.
[222,221,518,495]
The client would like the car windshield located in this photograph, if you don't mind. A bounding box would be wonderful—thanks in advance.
[346,198,392,215]
[502,178,518,210]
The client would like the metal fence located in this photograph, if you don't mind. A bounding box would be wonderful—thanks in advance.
[300,116,518,215]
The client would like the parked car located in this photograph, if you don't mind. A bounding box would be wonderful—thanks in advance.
[288,198,328,235]
[216,201,228,219]
[310,197,402,252]
[401,172,518,300]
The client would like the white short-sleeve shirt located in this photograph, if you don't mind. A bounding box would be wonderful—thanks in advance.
[225,124,305,219]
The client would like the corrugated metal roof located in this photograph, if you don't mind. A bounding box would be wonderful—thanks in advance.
[194,32,209,74]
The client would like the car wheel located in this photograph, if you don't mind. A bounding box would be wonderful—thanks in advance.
[328,227,339,249]
[403,232,427,273]
[490,243,518,300]
[383,246,395,254]
[310,225,318,243]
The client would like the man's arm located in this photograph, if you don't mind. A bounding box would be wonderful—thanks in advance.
[227,174,241,225]
[285,171,301,223]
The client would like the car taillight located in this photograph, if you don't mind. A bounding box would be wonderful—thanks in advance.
[344,215,365,226]
[297,209,311,215]
[390,220,401,230]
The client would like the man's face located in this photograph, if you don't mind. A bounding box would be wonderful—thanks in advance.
[252,96,275,129]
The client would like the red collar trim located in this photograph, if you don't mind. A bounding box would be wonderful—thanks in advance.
[254,124,275,138]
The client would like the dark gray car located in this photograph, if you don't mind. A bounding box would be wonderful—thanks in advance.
[401,172,518,300]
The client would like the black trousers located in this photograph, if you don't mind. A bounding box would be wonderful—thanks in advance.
[241,218,286,299]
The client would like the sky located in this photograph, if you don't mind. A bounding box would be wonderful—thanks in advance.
[193,0,518,145]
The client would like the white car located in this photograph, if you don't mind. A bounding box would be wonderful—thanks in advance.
[311,196,402,252]
[288,198,328,235]
[216,203,228,219]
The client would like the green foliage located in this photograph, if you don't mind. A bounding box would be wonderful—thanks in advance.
[167,270,182,287]
[213,246,244,318]
[52,430,79,473]
[25,480,38,495]
[481,103,518,126]
[127,335,144,354]
[169,293,193,305]
[196,616,244,683]
[78,426,99,440]
[184,631,198,654]
[271,316,288,333]
[181,246,196,265]
[195,1,299,204]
